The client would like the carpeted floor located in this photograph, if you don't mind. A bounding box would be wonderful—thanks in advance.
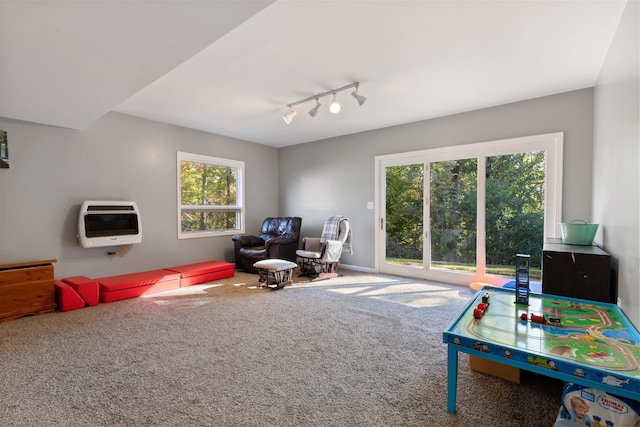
[0,269,563,426]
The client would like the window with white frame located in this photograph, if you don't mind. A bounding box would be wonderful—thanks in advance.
[376,132,563,286]
[177,151,244,239]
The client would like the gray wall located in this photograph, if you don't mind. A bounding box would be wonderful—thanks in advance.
[0,89,600,287]
[0,112,279,279]
[593,0,639,328]
[279,88,595,270]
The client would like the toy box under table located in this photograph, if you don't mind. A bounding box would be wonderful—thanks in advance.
[555,382,640,427]
[469,355,520,383]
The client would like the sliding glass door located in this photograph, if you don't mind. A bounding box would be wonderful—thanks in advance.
[376,133,562,285]
[384,162,425,269]
[485,152,546,280]
[429,158,478,274]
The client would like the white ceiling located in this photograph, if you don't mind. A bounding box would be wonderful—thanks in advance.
[0,1,628,148]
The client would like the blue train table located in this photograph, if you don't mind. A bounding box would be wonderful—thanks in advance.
[443,286,640,413]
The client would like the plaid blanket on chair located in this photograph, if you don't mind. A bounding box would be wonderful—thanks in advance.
[320,215,352,254]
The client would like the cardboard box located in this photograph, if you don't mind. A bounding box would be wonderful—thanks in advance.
[469,355,520,383]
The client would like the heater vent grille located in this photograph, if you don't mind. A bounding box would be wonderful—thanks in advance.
[86,205,135,211]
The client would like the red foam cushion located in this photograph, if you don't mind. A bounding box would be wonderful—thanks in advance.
[54,280,85,312]
[96,269,181,292]
[165,261,234,279]
[63,276,99,306]
[178,268,235,287]
[99,279,181,303]
[62,275,93,284]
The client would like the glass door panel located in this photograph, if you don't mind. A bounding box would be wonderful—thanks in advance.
[485,152,545,280]
[429,159,477,273]
[384,164,424,268]
[377,133,561,284]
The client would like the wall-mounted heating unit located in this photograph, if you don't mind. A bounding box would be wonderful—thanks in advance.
[77,201,142,248]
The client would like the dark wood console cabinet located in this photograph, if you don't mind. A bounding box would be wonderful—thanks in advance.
[542,242,613,303]
[0,259,57,322]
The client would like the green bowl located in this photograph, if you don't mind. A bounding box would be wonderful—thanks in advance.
[559,222,599,245]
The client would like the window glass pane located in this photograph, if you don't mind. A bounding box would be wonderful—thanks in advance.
[485,152,544,280]
[430,159,477,273]
[385,164,424,267]
[180,161,237,206]
[177,152,244,238]
[181,211,238,232]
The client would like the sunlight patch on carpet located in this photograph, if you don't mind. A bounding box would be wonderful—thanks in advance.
[327,286,375,294]
[369,290,462,308]
[324,281,466,308]
[151,298,212,308]
[297,275,408,289]
[369,295,448,307]
[141,283,224,298]
[359,282,452,296]
[337,274,402,284]
[299,274,403,286]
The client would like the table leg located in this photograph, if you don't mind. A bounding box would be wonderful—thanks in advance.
[447,345,458,414]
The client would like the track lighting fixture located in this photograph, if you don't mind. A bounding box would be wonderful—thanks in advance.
[282,106,297,125]
[308,98,321,117]
[281,82,366,124]
[329,93,341,114]
[351,84,367,106]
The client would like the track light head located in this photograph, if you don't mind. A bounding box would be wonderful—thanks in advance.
[282,107,297,125]
[351,89,367,106]
[329,94,341,114]
[308,99,321,117]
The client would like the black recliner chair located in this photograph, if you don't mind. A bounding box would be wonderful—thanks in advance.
[232,217,302,273]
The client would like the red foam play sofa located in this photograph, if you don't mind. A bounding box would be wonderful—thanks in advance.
[164,261,235,287]
[56,260,234,309]
[95,269,182,303]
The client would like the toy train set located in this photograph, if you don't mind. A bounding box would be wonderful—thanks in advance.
[520,312,562,325]
[472,290,562,325]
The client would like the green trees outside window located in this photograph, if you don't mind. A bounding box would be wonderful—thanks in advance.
[485,152,545,275]
[385,151,545,279]
[178,152,244,237]
[385,164,424,264]
[430,159,478,271]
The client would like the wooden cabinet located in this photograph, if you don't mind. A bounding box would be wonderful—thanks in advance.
[0,259,56,322]
[542,242,613,303]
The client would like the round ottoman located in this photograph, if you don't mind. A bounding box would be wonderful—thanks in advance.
[253,259,297,289]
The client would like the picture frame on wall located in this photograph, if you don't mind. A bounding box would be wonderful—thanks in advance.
[0,129,8,168]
